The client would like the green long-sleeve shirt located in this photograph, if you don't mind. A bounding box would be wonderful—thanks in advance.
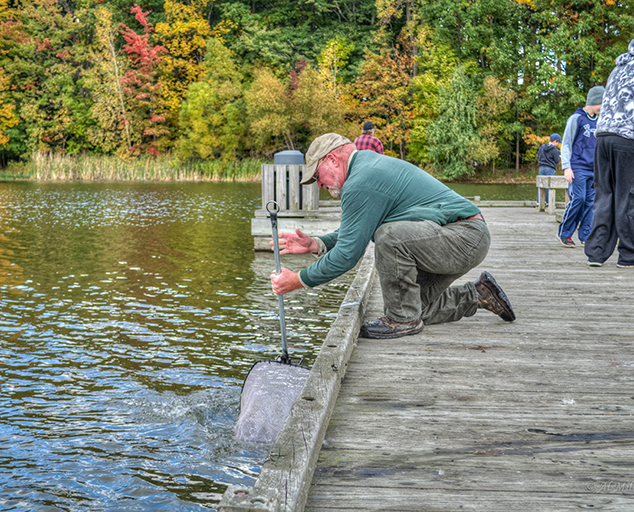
[299,151,480,288]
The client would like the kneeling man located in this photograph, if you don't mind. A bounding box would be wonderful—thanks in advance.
[270,134,515,339]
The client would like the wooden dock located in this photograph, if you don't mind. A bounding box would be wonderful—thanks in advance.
[221,207,634,511]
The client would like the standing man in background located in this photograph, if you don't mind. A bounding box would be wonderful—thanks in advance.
[354,121,384,155]
[585,40,634,269]
[536,133,561,207]
[557,86,605,248]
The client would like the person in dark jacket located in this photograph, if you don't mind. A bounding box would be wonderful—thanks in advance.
[536,133,561,206]
[556,86,605,248]
[585,40,634,269]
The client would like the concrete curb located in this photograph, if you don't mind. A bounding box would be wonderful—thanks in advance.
[219,245,376,512]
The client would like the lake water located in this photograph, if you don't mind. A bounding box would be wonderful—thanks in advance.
[0,181,538,511]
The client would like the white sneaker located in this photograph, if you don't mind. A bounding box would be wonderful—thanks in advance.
[587,261,603,267]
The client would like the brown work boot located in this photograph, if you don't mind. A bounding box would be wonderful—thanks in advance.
[474,271,516,322]
[359,316,424,339]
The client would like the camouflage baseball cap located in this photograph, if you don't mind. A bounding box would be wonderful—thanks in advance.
[301,133,351,185]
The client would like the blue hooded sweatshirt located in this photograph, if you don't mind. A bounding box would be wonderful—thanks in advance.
[560,107,599,171]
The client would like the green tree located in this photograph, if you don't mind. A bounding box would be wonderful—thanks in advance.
[178,37,245,161]
[318,37,354,100]
[426,66,480,179]
[407,28,460,164]
[474,75,517,171]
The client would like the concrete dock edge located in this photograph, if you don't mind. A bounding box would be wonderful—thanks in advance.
[218,245,376,512]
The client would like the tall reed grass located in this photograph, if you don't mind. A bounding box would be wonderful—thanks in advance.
[23,153,264,181]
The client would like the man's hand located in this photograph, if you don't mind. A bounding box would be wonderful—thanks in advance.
[271,268,302,295]
[564,167,574,183]
[271,228,319,255]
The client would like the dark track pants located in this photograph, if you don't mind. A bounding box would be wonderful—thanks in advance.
[558,168,595,242]
[585,134,634,266]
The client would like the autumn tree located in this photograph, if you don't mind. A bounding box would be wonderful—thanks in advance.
[0,0,18,154]
[84,6,131,154]
[119,4,169,156]
[347,33,414,158]
[155,0,211,131]
[290,65,343,141]
[244,67,293,152]
[0,0,94,156]
[245,61,342,155]
[178,37,245,161]
[0,69,18,150]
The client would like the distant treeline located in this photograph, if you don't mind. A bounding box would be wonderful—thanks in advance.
[0,0,632,180]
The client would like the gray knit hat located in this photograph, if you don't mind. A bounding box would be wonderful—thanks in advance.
[586,86,605,106]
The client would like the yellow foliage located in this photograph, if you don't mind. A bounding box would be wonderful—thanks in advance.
[0,70,18,147]
[375,0,403,24]
[87,7,132,154]
[291,68,342,137]
[0,0,15,20]
[245,67,291,149]
[210,20,238,44]
[156,0,211,117]
[523,129,550,162]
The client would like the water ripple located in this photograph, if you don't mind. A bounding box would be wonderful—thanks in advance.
[0,182,351,511]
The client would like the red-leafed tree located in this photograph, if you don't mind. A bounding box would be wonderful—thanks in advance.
[120,4,169,156]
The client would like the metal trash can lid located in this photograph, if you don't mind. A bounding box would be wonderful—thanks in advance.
[274,150,304,165]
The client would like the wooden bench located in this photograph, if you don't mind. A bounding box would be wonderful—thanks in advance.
[536,175,569,214]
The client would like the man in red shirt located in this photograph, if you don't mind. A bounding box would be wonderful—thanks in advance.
[354,121,384,154]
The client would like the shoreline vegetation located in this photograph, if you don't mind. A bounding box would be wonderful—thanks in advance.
[3,153,264,182]
[0,153,542,185]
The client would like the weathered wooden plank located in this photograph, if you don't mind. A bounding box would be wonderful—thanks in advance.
[305,490,634,511]
[252,217,342,236]
[536,175,569,189]
[274,165,288,211]
[288,165,301,210]
[538,187,547,211]
[261,164,275,209]
[303,182,319,211]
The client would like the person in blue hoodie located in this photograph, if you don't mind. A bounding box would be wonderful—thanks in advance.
[557,86,605,247]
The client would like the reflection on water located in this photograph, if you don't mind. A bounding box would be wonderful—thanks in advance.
[0,181,352,511]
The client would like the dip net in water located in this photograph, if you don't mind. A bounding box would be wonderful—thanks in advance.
[235,360,310,444]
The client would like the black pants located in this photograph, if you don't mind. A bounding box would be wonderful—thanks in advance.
[585,134,634,266]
